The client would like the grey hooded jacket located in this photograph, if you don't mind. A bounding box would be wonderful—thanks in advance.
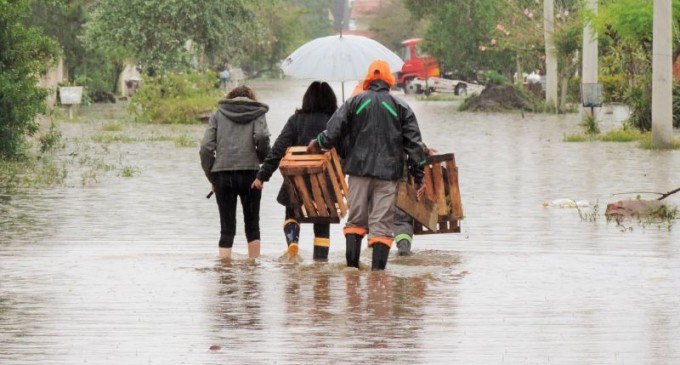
[200,97,271,182]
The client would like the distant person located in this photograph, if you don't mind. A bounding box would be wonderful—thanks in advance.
[200,85,271,260]
[308,60,427,271]
[219,68,231,90]
[251,81,338,261]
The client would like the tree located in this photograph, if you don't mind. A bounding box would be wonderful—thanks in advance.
[404,0,518,80]
[370,0,426,52]
[0,0,59,160]
[245,0,308,75]
[590,0,680,130]
[84,0,261,73]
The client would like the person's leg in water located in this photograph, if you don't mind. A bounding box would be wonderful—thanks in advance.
[284,207,300,257]
[313,223,330,261]
[344,176,371,268]
[367,178,398,271]
[240,170,262,258]
[215,172,238,260]
[393,208,414,256]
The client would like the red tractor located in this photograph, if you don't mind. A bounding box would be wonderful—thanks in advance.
[396,38,441,93]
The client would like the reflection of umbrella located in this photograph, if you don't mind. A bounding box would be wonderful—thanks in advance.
[281,34,403,100]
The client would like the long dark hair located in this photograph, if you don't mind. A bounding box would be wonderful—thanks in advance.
[227,85,256,100]
[296,81,337,115]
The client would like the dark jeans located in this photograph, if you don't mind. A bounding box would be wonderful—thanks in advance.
[213,170,261,248]
[285,207,329,238]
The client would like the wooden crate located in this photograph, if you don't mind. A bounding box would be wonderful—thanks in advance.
[278,146,349,224]
[396,153,464,234]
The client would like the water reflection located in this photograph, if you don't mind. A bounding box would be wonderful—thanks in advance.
[1,79,679,364]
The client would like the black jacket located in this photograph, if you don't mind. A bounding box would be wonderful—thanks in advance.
[257,112,332,206]
[317,80,426,181]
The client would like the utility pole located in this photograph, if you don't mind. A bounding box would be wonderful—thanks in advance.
[652,0,673,148]
[543,0,558,109]
[581,0,598,120]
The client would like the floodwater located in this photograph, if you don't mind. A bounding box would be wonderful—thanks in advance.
[1,79,679,364]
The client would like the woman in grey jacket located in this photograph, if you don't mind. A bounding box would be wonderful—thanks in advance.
[200,86,271,260]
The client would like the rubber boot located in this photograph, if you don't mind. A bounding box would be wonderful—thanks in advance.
[371,242,391,271]
[313,246,330,261]
[284,219,300,256]
[396,239,412,256]
[345,233,363,268]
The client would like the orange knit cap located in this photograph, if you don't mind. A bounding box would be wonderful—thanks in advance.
[362,59,395,90]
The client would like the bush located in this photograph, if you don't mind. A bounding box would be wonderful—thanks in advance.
[599,73,628,103]
[129,71,221,124]
[482,70,509,86]
[0,0,59,160]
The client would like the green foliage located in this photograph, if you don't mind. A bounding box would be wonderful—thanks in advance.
[0,0,60,160]
[579,114,600,135]
[599,128,642,142]
[370,0,426,52]
[246,0,308,75]
[85,0,260,73]
[599,74,628,103]
[483,70,509,86]
[625,81,652,131]
[39,122,64,154]
[404,0,502,78]
[129,72,220,124]
[638,134,680,149]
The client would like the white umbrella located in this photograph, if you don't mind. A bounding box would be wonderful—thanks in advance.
[281,34,404,100]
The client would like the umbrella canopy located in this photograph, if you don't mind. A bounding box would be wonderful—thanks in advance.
[281,34,404,82]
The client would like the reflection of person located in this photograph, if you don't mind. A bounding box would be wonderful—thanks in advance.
[200,86,271,260]
[308,60,426,271]
[251,82,338,261]
[394,146,437,256]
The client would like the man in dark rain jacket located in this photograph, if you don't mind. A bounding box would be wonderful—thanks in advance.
[308,60,426,271]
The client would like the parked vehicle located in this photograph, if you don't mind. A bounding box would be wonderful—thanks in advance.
[396,38,482,95]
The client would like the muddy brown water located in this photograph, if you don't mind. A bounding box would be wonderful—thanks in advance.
[1,79,679,364]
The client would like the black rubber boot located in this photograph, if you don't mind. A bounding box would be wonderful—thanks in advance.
[345,234,363,268]
[283,220,300,246]
[313,245,330,261]
[371,243,391,271]
[396,239,412,256]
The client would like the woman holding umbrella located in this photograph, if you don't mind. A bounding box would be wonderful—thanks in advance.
[251,81,338,261]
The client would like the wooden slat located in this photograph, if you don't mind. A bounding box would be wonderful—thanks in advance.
[330,148,349,193]
[446,160,464,219]
[395,182,438,232]
[432,162,448,216]
[316,173,338,218]
[286,146,309,154]
[283,153,328,161]
[326,163,347,217]
[283,176,303,218]
[297,216,341,224]
[279,164,324,176]
[424,165,434,199]
[309,173,329,217]
[425,153,455,164]
[293,175,317,217]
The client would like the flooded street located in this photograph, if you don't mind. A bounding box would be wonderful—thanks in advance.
[1,79,679,364]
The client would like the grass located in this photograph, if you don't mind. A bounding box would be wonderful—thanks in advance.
[102,122,124,132]
[119,165,139,177]
[174,134,197,147]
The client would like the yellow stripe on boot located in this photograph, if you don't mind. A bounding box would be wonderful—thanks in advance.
[313,237,330,248]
